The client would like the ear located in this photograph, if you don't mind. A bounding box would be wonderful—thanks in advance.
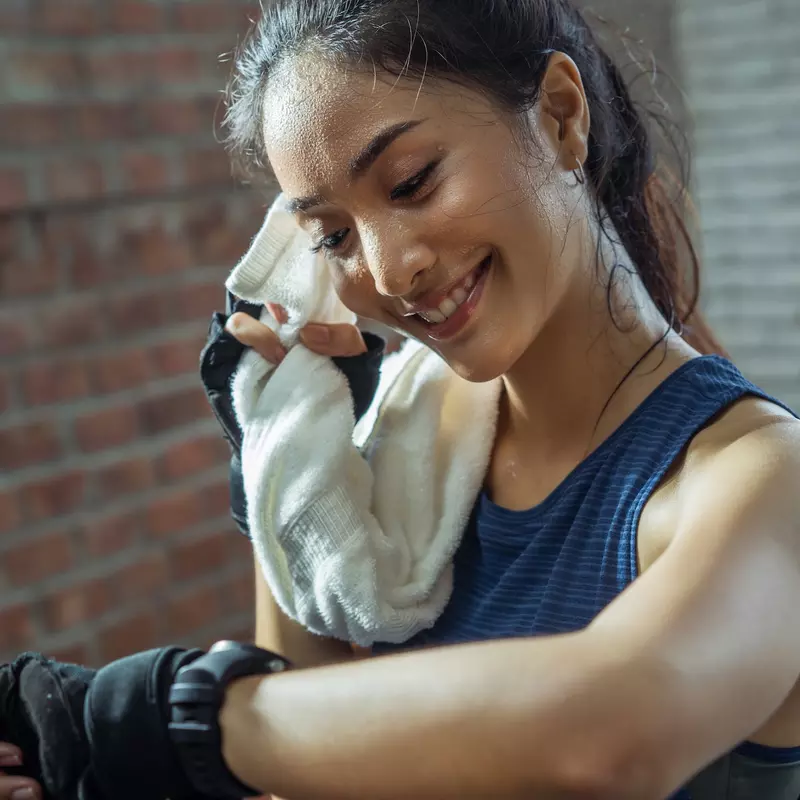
[537,52,591,172]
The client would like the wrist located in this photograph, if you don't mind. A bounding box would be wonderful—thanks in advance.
[219,675,273,794]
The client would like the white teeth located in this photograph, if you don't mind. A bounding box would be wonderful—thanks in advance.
[417,260,488,326]
[420,309,447,324]
[451,286,468,306]
[438,297,458,319]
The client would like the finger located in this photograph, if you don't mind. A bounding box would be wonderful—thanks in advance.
[0,776,41,800]
[0,744,21,769]
[266,303,289,325]
[299,323,367,357]
[226,312,287,364]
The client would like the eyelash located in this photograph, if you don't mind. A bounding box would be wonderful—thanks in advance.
[310,160,441,254]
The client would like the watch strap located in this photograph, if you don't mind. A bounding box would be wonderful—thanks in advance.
[168,641,291,799]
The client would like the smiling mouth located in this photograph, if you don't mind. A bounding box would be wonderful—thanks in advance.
[412,255,492,325]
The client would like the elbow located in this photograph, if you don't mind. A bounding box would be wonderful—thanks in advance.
[552,729,673,800]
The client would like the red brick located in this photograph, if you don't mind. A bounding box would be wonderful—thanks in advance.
[73,102,140,141]
[121,151,169,194]
[169,530,231,582]
[0,167,28,211]
[172,281,222,322]
[89,347,152,395]
[151,334,204,378]
[19,471,87,522]
[0,310,32,358]
[87,51,152,93]
[0,3,30,33]
[110,0,165,33]
[173,2,240,32]
[223,568,255,614]
[41,579,111,633]
[140,98,203,136]
[0,421,61,470]
[8,51,85,95]
[166,583,221,636]
[145,488,206,539]
[0,605,34,652]
[0,490,21,534]
[0,372,10,413]
[183,147,232,187]
[95,456,156,500]
[112,552,169,604]
[116,221,193,276]
[22,358,91,406]
[98,611,159,662]
[45,159,106,204]
[184,201,254,267]
[160,435,229,482]
[36,0,99,35]
[74,405,140,453]
[107,289,166,335]
[3,530,75,587]
[45,213,109,290]
[139,386,210,434]
[38,298,105,350]
[82,512,140,558]
[0,105,68,148]
[202,479,232,519]
[0,250,60,297]
[153,48,202,84]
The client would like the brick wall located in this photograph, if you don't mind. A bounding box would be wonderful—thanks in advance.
[677,0,800,409]
[0,0,693,667]
[0,1,268,666]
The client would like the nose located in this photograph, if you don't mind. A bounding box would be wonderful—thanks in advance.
[360,224,437,298]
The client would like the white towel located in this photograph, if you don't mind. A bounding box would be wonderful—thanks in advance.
[227,196,502,646]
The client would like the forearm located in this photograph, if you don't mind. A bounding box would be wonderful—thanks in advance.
[254,560,354,669]
[219,631,657,800]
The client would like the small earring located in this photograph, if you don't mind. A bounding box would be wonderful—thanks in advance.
[570,153,586,185]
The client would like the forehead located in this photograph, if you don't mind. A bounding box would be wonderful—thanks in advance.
[261,51,490,194]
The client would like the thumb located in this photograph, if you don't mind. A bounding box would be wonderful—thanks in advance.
[299,323,367,357]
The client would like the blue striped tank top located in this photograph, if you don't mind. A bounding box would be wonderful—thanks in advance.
[375,355,800,799]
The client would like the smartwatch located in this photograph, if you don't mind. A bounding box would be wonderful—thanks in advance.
[167,640,292,799]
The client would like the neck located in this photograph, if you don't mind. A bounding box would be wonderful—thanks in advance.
[500,257,687,458]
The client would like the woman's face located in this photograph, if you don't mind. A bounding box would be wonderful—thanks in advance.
[262,52,591,382]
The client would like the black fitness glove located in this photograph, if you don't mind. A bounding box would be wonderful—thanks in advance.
[200,294,386,537]
[0,653,94,799]
[0,648,205,800]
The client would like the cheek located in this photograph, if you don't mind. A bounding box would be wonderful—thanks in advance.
[328,260,383,320]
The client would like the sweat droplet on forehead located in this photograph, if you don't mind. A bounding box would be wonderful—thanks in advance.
[261,53,446,196]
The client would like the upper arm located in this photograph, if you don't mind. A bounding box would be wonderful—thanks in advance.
[253,557,355,669]
[591,417,800,786]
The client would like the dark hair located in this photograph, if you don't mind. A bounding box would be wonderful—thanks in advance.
[224,0,725,356]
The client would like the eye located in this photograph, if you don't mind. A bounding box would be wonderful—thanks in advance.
[310,228,350,254]
[389,160,441,202]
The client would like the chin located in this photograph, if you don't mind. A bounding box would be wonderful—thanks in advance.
[438,352,508,385]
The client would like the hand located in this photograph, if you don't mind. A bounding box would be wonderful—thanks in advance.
[0,653,94,800]
[0,649,204,800]
[225,303,367,364]
[0,743,41,800]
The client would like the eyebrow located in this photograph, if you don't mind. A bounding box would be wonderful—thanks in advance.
[284,119,426,215]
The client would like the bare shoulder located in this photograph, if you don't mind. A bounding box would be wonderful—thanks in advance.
[639,395,799,570]
[676,395,800,538]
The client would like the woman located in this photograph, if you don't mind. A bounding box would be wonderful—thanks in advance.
[2,0,799,798]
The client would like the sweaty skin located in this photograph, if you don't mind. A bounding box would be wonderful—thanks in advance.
[3,49,800,800]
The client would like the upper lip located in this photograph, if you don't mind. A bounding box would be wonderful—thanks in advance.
[401,255,489,317]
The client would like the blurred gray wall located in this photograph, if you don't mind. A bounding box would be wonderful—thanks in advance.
[678,0,800,408]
